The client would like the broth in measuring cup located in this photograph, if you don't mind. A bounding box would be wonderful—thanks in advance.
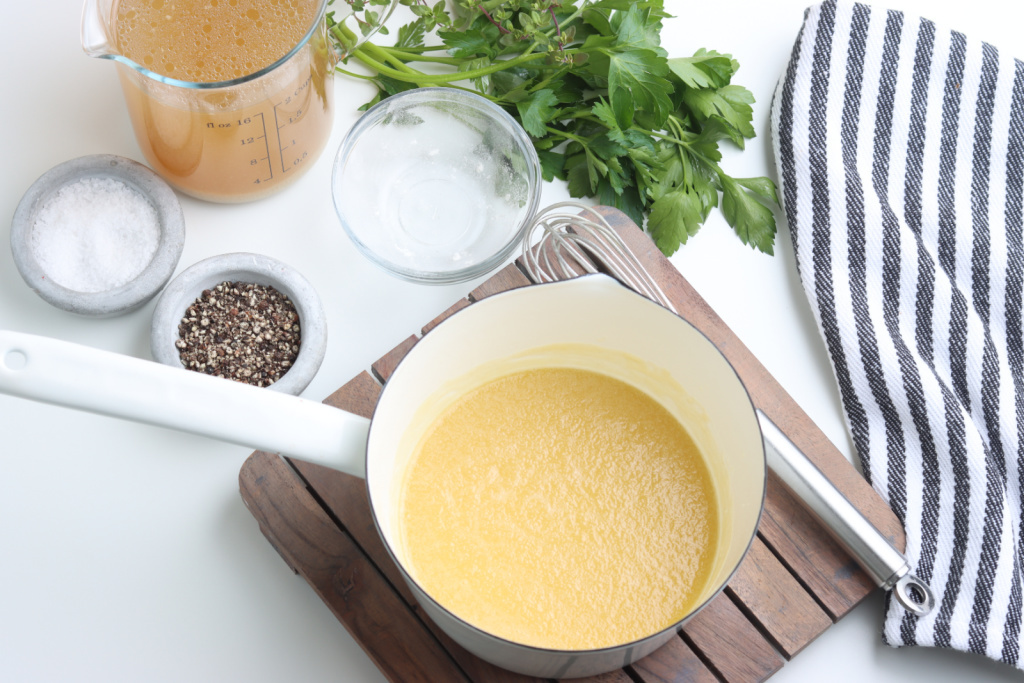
[111,0,333,201]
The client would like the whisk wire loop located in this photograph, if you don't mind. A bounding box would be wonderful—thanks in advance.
[521,202,677,314]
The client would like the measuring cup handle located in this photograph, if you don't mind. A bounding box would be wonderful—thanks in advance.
[81,0,116,58]
[327,0,401,62]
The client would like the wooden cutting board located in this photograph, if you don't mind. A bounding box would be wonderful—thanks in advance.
[238,206,904,683]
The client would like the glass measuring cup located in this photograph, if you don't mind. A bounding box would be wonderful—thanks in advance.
[81,0,397,202]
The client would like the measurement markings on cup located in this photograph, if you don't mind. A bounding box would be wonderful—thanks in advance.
[274,75,314,174]
[236,112,273,185]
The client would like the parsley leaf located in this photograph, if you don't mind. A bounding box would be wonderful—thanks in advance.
[439,25,500,59]
[682,84,756,140]
[395,20,426,49]
[538,150,565,182]
[599,179,645,227]
[649,188,705,254]
[720,176,779,255]
[516,89,560,138]
[587,48,673,129]
[667,49,737,89]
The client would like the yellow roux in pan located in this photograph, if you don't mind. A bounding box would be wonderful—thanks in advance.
[396,345,723,650]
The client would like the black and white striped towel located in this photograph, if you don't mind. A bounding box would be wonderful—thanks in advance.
[770,0,1024,668]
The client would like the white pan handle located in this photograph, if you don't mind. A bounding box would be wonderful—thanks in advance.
[0,329,369,478]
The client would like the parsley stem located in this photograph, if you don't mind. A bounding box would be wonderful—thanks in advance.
[332,67,376,81]
[349,50,422,81]
[540,4,586,40]
[665,116,721,171]
[360,41,419,75]
[351,48,549,85]
[666,115,691,142]
[520,7,582,56]
[345,51,500,101]
[567,112,606,126]
[385,44,450,54]
[649,130,692,149]
[650,126,727,186]
[544,126,586,145]
[379,50,463,66]
[330,22,420,75]
[479,5,511,34]
[479,0,509,12]
[527,65,571,94]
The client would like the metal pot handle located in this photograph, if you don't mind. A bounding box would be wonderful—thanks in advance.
[757,410,934,615]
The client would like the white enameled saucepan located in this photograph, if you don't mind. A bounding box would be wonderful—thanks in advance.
[0,274,931,678]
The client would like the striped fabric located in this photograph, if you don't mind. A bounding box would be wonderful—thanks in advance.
[769,0,1024,668]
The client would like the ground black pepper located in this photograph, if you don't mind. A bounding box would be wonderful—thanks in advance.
[175,281,301,387]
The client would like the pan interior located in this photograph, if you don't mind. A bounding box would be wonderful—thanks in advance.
[365,276,765,648]
[400,356,721,649]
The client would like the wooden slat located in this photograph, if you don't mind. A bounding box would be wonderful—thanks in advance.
[682,595,784,683]
[469,263,531,300]
[372,335,419,383]
[725,538,831,657]
[322,370,381,419]
[415,606,547,683]
[630,636,718,683]
[288,458,417,607]
[757,474,874,619]
[290,371,410,604]
[239,451,468,683]
[423,298,471,335]
[567,670,635,683]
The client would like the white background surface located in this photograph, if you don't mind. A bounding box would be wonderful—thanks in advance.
[2,0,1023,680]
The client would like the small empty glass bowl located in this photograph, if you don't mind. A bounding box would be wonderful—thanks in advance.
[332,88,541,285]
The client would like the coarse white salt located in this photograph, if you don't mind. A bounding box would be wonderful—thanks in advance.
[30,176,161,293]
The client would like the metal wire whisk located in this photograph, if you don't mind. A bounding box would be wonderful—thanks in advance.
[520,201,678,314]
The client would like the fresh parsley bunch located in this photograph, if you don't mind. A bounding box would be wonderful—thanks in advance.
[328,0,779,255]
